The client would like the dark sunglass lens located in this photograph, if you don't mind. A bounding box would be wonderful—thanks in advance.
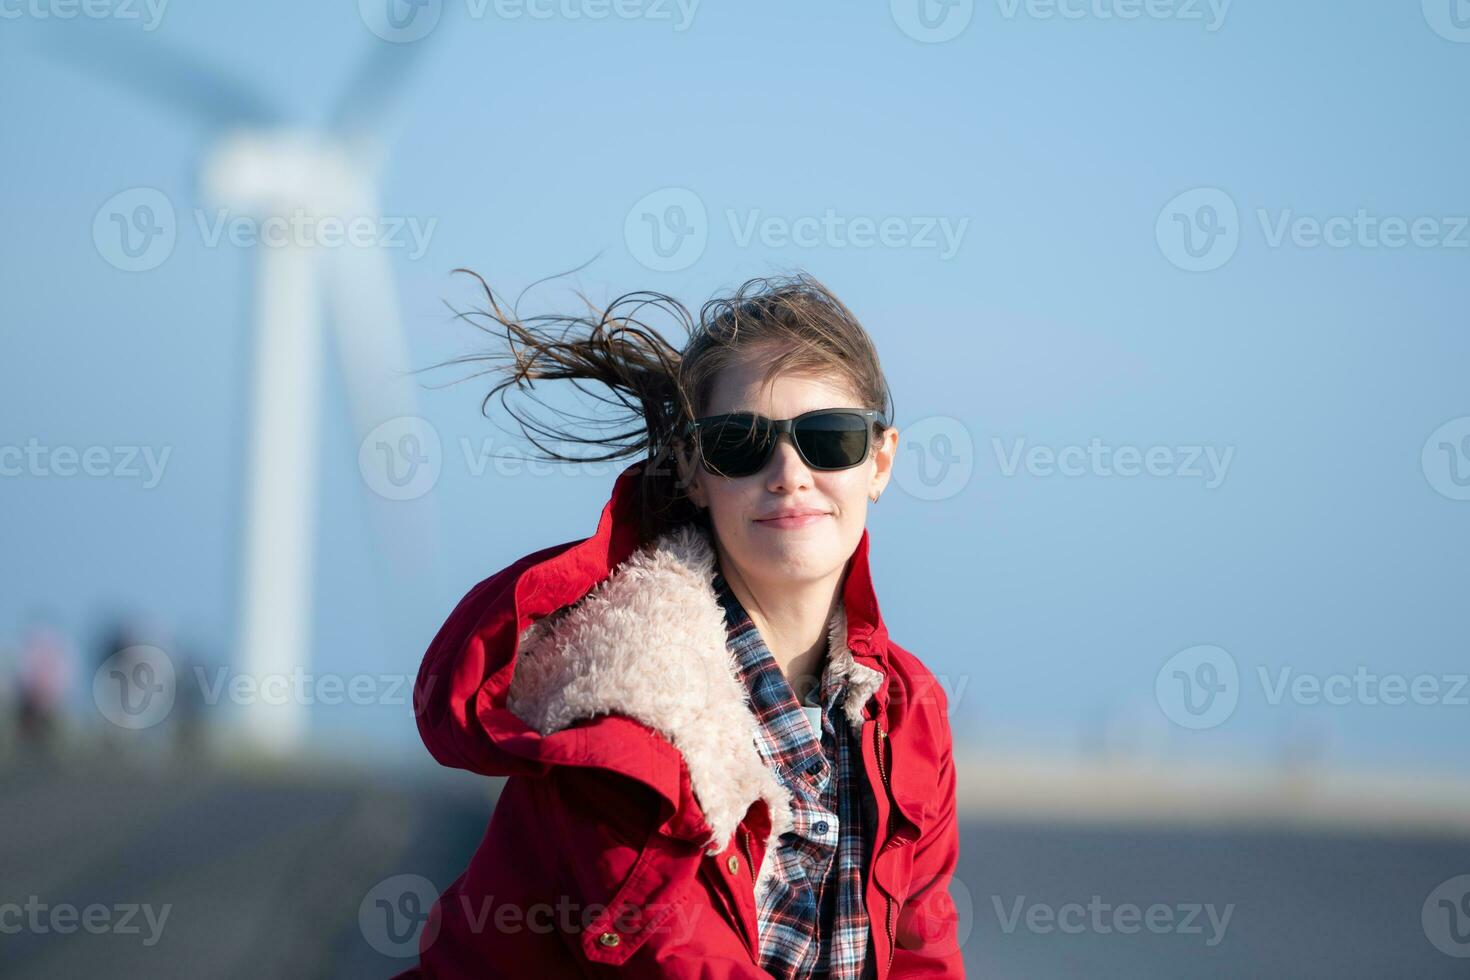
[794,412,869,469]
[701,416,772,476]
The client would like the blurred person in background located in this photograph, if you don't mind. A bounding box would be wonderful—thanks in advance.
[92,614,161,759]
[167,636,210,764]
[89,615,209,767]
[15,610,74,760]
[0,637,14,764]
[399,272,962,979]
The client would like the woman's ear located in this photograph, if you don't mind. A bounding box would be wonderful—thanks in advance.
[672,436,707,509]
[869,424,898,501]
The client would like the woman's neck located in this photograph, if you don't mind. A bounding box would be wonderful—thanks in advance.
[717,552,844,702]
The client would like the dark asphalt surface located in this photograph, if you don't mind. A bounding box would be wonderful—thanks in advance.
[2,756,1465,978]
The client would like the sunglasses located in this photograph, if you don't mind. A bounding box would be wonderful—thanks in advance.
[681,408,888,478]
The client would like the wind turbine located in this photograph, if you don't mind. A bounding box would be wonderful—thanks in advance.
[40,24,439,753]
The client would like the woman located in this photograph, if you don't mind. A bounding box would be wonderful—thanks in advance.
[398,273,962,978]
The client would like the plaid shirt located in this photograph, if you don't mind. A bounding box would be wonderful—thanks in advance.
[712,570,876,980]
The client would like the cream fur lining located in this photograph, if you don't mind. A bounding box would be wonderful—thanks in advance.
[505,521,886,888]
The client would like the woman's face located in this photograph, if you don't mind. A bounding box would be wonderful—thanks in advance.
[676,357,898,593]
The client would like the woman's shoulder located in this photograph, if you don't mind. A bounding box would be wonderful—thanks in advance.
[878,636,958,736]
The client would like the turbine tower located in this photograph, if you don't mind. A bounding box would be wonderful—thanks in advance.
[42,26,437,752]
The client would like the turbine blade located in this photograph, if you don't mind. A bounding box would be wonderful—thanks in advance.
[325,210,437,569]
[327,225,419,436]
[327,31,439,159]
[33,22,280,129]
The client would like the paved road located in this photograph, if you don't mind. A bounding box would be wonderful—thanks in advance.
[955,818,1467,978]
[0,755,489,980]
[2,757,1465,977]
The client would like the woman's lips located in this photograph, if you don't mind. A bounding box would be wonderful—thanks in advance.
[754,512,830,529]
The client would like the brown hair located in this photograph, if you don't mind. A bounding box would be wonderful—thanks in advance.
[435,269,894,545]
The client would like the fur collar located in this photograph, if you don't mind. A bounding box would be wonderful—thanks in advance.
[505,521,887,874]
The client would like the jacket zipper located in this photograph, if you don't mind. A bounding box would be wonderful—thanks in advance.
[873,723,896,973]
[739,826,756,883]
[734,826,759,960]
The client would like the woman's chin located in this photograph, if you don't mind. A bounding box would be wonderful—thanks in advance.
[739,535,847,583]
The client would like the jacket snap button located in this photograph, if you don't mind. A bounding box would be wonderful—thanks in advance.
[726,854,740,874]
[597,931,621,948]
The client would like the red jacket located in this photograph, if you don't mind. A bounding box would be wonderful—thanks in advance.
[395,461,963,978]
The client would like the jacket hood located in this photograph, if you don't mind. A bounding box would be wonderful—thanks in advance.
[413,460,893,859]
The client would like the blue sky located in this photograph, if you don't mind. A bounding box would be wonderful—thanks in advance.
[2,0,1468,773]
